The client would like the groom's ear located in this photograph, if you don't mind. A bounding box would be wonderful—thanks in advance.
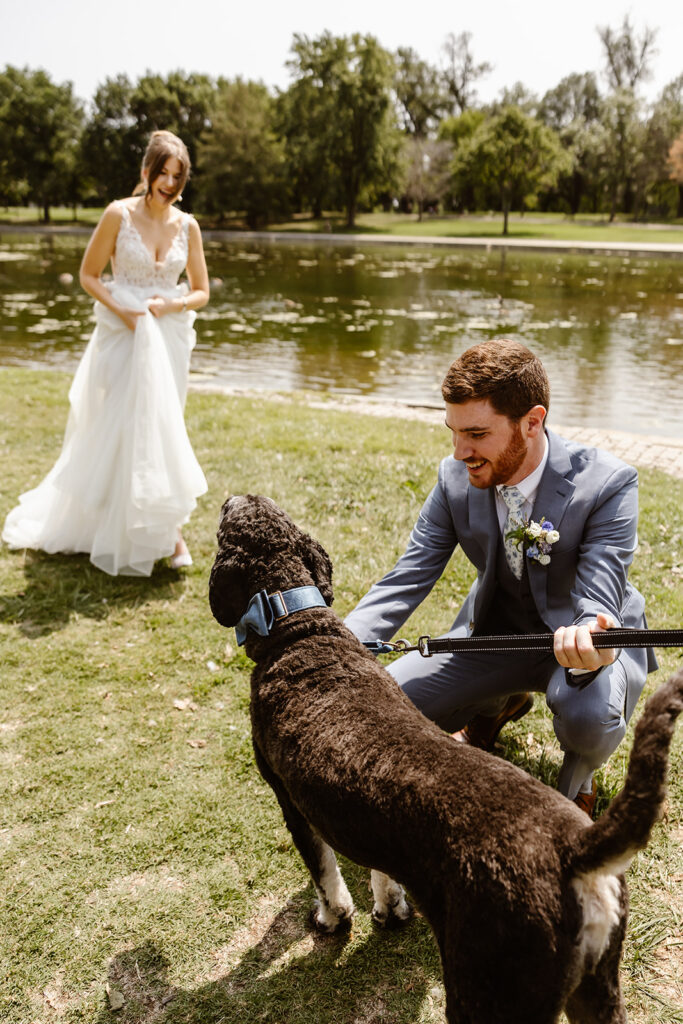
[524,405,547,438]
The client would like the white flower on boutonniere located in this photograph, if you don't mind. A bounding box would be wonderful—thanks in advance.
[505,517,560,567]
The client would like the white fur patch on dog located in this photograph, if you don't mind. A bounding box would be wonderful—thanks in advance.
[370,870,411,926]
[312,842,355,931]
[572,870,623,968]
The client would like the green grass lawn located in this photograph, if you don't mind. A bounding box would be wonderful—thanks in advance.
[0,206,102,227]
[267,211,683,246]
[0,367,682,1024]
[3,205,683,247]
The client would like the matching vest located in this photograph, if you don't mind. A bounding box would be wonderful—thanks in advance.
[476,535,548,636]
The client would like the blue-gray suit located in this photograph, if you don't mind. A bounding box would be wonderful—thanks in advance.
[345,429,656,798]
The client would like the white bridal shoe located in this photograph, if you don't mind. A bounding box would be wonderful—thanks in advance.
[170,551,193,569]
[170,536,193,569]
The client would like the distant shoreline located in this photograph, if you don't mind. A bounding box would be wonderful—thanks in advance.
[203,229,683,259]
[2,223,683,258]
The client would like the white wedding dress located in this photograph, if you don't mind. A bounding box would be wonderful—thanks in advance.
[2,203,207,576]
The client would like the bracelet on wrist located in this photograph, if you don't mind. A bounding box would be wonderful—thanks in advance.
[181,296,188,312]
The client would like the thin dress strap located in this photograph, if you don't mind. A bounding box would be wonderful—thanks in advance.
[114,199,131,222]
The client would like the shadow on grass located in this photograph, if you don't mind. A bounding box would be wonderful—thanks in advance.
[0,549,186,637]
[95,891,435,1024]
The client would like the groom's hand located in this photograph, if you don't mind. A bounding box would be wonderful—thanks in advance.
[553,612,618,671]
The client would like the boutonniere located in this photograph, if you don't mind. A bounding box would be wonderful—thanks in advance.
[506,517,560,566]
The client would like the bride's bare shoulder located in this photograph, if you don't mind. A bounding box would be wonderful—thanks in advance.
[98,199,129,226]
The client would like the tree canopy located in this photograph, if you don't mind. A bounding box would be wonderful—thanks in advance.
[0,66,83,219]
[1,17,681,227]
[284,32,401,227]
[452,106,571,233]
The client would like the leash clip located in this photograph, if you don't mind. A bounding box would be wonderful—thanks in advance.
[417,635,432,657]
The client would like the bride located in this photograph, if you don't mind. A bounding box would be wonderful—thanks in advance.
[2,130,209,576]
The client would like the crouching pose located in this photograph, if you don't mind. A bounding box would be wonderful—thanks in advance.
[346,339,657,816]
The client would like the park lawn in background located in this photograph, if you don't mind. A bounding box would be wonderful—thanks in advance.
[0,366,681,1024]
[3,207,683,248]
[267,210,683,246]
[0,206,103,227]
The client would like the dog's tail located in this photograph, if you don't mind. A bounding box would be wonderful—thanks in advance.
[569,668,683,878]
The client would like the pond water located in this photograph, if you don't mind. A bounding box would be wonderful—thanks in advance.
[1,230,682,437]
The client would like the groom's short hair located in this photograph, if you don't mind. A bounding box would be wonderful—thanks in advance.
[442,339,550,421]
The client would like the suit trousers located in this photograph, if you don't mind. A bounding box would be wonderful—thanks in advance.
[388,645,649,800]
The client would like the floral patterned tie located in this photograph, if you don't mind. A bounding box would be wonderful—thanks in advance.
[500,485,527,579]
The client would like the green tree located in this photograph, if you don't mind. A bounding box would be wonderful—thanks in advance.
[400,137,453,219]
[81,71,214,207]
[440,31,491,114]
[452,106,569,234]
[393,48,446,137]
[275,44,341,218]
[640,76,683,217]
[197,78,288,228]
[284,32,401,227]
[597,89,645,220]
[0,65,84,221]
[80,75,140,203]
[538,73,604,215]
[538,72,601,131]
[129,71,214,209]
[492,82,538,115]
[595,16,657,219]
[597,15,658,91]
[438,108,486,211]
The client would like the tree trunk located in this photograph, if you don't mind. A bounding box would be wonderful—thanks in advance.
[677,184,683,220]
[42,201,50,224]
[502,196,510,236]
[418,198,423,222]
[345,192,356,229]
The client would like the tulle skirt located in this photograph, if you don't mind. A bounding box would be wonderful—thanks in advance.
[2,283,207,576]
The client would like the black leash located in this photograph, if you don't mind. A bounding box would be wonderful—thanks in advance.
[364,628,683,658]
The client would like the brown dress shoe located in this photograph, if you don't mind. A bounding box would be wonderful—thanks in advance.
[573,778,598,819]
[451,692,534,751]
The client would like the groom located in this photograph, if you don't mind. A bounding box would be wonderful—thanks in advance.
[345,339,656,817]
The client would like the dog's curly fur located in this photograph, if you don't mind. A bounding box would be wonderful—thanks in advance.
[209,494,683,1024]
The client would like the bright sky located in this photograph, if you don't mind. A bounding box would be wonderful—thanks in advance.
[2,0,680,107]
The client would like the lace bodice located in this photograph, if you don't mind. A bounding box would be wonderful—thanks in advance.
[113,202,189,290]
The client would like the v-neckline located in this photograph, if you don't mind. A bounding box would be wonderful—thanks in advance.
[126,206,183,266]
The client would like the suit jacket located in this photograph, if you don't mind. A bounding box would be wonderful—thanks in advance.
[345,429,657,675]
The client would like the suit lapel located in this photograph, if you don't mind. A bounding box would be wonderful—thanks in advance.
[466,483,499,622]
[532,430,575,529]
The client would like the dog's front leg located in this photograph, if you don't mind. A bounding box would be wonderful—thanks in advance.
[370,870,412,927]
[252,742,355,933]
[310,836,356,934]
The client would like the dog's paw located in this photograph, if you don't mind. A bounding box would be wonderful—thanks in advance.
[310,899,355,935]
[372,894,413,929]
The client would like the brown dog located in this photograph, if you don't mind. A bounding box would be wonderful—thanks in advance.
[209,494,683,1024]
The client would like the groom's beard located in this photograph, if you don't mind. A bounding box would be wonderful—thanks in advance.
[468,422,528,489]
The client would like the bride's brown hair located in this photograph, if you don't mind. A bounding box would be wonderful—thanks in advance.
[133,130,191,202]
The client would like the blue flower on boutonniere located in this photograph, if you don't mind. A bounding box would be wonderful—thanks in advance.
[506,517,560,567]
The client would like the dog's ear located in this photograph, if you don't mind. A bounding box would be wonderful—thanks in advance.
[209,555,248,627]
[299,534,334,606]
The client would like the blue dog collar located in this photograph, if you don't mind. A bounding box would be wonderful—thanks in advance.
[235,586,327,645]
